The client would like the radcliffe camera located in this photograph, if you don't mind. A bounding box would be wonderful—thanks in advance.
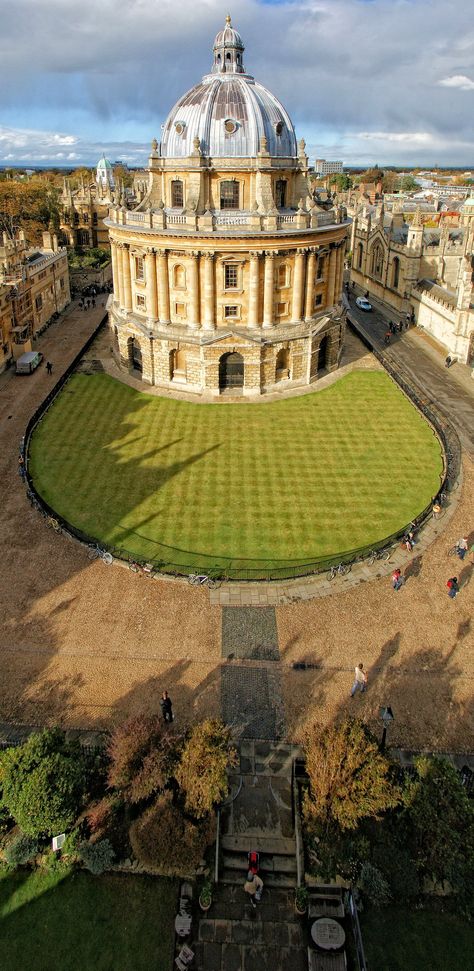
[0,4,473,971]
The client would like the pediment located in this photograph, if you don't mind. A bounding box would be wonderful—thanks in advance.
[201,328,265,347]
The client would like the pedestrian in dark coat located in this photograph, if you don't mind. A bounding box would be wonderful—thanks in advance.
[160,690,173,723]
[447,577,459,599]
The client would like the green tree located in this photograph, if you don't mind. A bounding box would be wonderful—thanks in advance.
[129,790,214,875]
[382,171,400,193]
[359,166,384,184]
[0,177,60,244]
[175,719,237,819]
[303,718,400,833]
[331,174,353,192]
[403,756,474,892]
[399,175,420,192]
[0,729,87,837]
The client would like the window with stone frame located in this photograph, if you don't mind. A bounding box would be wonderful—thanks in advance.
[175,302,187,318]
[224,305,239,318]
[315,294,323,307]
[135,256,145,281]
[35,295,43,312]
[136,294,146,310]
[275,180,287,208]
[277,302,288,316]
[220,180,240,210]
[371,243,384,279]
[392,256,400,290]
[93,212,98,225]
[82,212,89,224]
[224,264,239,289]
[171,180,184,208]
[316,255,325,280]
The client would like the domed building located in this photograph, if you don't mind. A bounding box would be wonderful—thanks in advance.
[107,17,349,394]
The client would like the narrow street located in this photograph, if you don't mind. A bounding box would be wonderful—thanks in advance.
[345,289,474,457]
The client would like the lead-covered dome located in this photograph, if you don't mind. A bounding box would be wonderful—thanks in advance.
[161,17,297,160]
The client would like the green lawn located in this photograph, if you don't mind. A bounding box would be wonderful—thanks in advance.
[0,869,177,971]
[29,370,443,575]
[361,905,474,971]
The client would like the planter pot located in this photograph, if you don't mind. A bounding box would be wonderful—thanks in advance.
[295,903,307,916]
[199,895,212,912]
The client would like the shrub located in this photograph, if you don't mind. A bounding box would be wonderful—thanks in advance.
[1,729,87,837]
[3,833,39,866]
[86,796,117,835]
[303,718,400,833]
[175,719,236,819]
[358,862,391,907]
[129,791,213,876]
[78,839,115,875]
[107,715,178,803]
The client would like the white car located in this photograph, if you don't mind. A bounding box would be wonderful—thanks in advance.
[356,296,372,312]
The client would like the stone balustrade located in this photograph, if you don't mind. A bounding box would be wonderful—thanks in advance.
[106,207,341,234]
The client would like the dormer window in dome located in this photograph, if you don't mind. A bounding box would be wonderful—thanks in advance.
[175,121,186,135]
[224,119,237,135]
[275,122,284,136]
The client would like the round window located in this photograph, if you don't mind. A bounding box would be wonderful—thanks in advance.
[224,119,237,134]
[175,122,185,135]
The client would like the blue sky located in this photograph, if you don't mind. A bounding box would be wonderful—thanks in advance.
[0,0,473,168]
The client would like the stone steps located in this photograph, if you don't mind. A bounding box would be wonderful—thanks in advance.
[221,867,296,890]
[221,834,297,856]
[223,853,297,874]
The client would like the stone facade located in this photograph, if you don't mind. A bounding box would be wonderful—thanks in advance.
[107,18,349,397]
[350,198,474,364]
[0,231,71,371]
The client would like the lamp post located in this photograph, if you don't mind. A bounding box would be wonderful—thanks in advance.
[379,706,394,753]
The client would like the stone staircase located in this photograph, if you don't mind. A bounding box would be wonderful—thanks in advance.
[192,741,307,970]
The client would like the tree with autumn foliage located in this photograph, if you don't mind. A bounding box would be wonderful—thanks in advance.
[175,718,237,819]
[107,713,179,804]
[303,717,400,834]
[0,177,60,244]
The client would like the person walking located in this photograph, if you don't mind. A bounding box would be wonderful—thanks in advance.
[432,500,442,520]
[160,690,173,723]
[392,568,404,590]
[455,536,469,561]
[46,361,53,375]
[244,871,263,909]
[447,577,459,599]
[350,663,367,697]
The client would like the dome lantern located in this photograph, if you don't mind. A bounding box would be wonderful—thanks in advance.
[212,14,245,75]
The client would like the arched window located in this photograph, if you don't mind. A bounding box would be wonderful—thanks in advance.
[275,347,290,381]
[371,243,383,279]
[220,180,240,210]
[392,256,400,290]
[173,264,186,288]
[357,242,363,269]
[170,348,187,380]
[127,337,142,374]
[278,263,289,288]
[171,180,184,208]
[275,180,287,208]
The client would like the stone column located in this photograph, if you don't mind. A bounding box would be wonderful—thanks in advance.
[145,247,158,322]
[189,251,200,329]
[202,252,215,330]
[304,249,316,320]
[157,249,170,324]
[248,251,261,328]
[115,243,124,307]
[111,242,119,305]
[327,245,337,308]
[291,248,305,323]
[263,251,275,328]
[123,244,132,312]
[336,244,345,300]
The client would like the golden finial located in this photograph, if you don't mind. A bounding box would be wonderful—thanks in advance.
[226,14,232,26]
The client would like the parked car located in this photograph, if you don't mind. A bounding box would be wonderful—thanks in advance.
[15,351,44,375]
[356,296,372,312]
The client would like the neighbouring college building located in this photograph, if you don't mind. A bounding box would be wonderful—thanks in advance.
[106,17,349,396]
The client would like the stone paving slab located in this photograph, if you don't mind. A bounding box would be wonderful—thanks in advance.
[221,666,285,740]
[222,607,279,660]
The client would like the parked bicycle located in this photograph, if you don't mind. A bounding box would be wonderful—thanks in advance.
[87,543,113,565]
[367,547,392,566]
[327,562,351,581]
[46,516,62,534]
[188,572,222,589]
[129,560,159,578]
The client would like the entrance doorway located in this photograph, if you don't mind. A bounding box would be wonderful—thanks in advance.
[219,352,244,391]
[317,335,329,372]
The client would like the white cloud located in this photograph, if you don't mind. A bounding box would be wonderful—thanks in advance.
[438,74,474,91]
